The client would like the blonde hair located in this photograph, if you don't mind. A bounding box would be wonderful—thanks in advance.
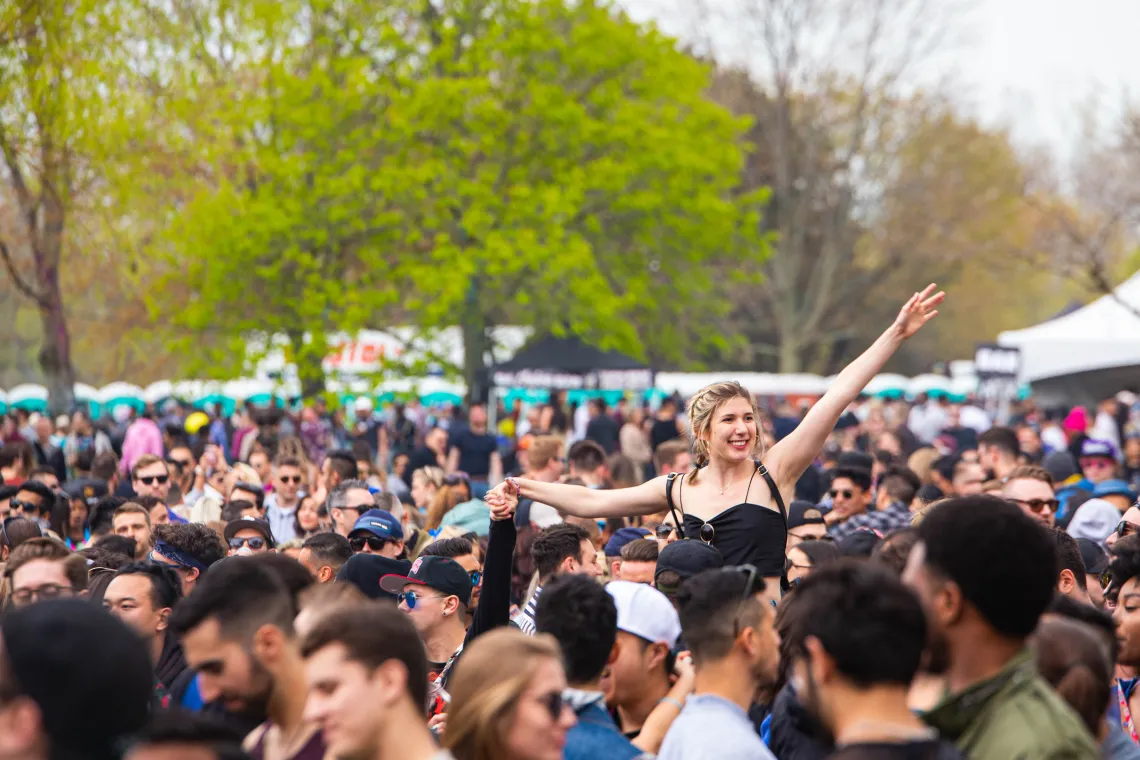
[906,447,939,485]
[443,629,563,760]
[686,381,764,475]
[426,485,463,531]
[413,465,445,489]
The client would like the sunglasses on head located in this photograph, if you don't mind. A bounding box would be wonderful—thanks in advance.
[730,564,760,636]
[829,489,854,500]
[397,590,447,609]
[136,474,169,486]
[349,535,390,552]
[535,690,567,721]
[229,536,266,550]
[279,475,303,484]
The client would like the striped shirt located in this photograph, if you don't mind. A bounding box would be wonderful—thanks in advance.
[512,585,543,635]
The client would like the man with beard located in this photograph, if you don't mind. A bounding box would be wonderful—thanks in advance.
[977,427,1020,482]
[171,556,326,760]
[1002,465,1059,529]
[789,560,964,758]
[904,496,1097,758]
[658,566,780,760]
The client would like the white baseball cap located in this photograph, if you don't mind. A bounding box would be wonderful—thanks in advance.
[606,580,682,649]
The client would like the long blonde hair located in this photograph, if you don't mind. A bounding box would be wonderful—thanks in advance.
[426,485,463,531]
[443,629,563,760]
[686,381,764,475]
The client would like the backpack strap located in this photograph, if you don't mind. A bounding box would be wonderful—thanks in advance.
[665,473,686,540]
[756,463,788,531]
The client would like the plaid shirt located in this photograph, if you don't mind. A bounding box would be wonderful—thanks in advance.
[828,501,913,541]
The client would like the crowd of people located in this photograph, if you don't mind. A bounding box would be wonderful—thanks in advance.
[0,285,1137,760]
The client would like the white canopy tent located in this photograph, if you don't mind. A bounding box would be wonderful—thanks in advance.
[998,271,1140,405]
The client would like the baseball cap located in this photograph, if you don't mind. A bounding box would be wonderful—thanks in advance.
[1043,451,1079,484]
[1066,498,1121,545]
[223,517,275,548]
[1080,439,1118,461]
[655,540,724,590]
[337,554,412,601]
[836,451,874,471]
[606,580,682,649]
[1076,537,1109,576]
[1093,479,1137,501]
[837,529,881,557]
[380,555,471,606]
[62,478,108,507]
[788,500,826,530]
[604,527,652,557]
[350,509,404,542]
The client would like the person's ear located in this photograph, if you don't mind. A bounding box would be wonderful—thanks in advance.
[443,596,460,618]
[157,607,172,633]
[1058,569,1076,596]
[610,559,621,579]
[318,566,333,583]
[803,636,836,685]
[607,641,620,667]
[561,556,578,575]
[936,579,964,627]
[252,624,284,664]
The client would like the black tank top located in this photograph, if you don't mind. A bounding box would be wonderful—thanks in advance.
[667,464,788,577]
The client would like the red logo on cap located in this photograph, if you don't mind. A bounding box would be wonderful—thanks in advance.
[411,558,422,574]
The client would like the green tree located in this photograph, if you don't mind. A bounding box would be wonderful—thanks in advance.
[138,0,766,398]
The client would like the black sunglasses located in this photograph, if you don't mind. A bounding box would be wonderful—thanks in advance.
[829,489,854,500]
[279,475,303,484]
[655,524,675,539]
[137,474,170,486]
[730,564,760,636]
[350,535,389,552]
[535,690,567,721]
[8,499,41,515]
[229,536,266,550]
[1116,521,1140,539]
[1007,497,1059,514]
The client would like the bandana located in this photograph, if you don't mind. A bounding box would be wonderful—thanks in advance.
[152,540,209,573]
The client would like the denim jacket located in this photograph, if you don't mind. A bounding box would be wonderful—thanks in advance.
[563,689,648,760]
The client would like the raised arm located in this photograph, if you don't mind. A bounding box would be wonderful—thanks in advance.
[766,285,944,491]
[489,476,669,520]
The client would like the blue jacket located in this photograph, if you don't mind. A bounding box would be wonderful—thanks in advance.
[564,693,647,760]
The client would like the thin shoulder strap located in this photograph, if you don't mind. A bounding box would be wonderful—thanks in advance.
[756,463,787,531]
[665,473,686,540]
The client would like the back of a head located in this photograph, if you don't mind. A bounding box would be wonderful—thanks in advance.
[790,560,926,687]
[302,532,353,570]
[796,539,842,567]
[300,601,428,715]
[1031,616,1112,736]
[978,426,1020,460]
[89,495,126,537]
[1,517,42,553]
[154,522,228,568]
[567,440,606,473]
[879,466,921,505]
[129,710,251,760]
[916,495,1056,639]
[325,450,359,482]
[620,537,659,564]
[170,556,295,640]
[675,567,767,666]
[1,600,152,758]
[535,574,617,685]
[249,553,315,613]
[532,523,589,580]
[420,536,475,559]
[95,533,138,559]
[1049,529,1087,593]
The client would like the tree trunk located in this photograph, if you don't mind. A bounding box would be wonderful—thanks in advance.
[289,331,326,400]
[777,333,802,374]
[36,194,75,416]
[462,277,489,406]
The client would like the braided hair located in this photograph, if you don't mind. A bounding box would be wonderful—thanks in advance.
[686,381,765,483]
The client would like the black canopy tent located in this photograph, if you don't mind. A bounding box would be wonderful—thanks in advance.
[492,335,654,391]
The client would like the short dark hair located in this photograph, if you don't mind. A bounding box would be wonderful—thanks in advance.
[879,466,921,505]
[830,466,872,493]
[221,499,259,522]
[916,495,1055,638]
[273,455,302,470]
[620,538,659,564]
[0,485,17,503]
[532,523,590,581]
[978,427,1020,459]
[676,568,768,666]
[789,560,926,687]
[15,480,55,514]
[871,528,919,577]
[91,452,119,482]
[1047,593,1118,660]
[29,465,58,481]
[301,533,352,572]
[154,523,227,568]
[129,710,248,760]
[1049,529,1087,592]
[88,495,126,537]
[421,536,475,559]
[0,443,23,470]
[94,534,138,559]
[249,553,315,614]
[170,557,295,641]
[535,574,617,684]
[567,440,606,473]
[230,483,265,510]
[324,450,359,482]
[300,602,429,715]
[110,562,182,610]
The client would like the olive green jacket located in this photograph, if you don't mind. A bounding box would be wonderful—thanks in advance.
[922,649,1099,760]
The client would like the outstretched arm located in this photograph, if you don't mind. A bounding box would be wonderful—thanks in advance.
[488,476,669,520]
[767,285,945,491]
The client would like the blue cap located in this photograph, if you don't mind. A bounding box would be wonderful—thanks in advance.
[350,509,404,542]
[1094,479,1137,501]
[604,527,652,557]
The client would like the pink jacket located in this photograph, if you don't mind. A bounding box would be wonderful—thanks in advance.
[120,418,164,474]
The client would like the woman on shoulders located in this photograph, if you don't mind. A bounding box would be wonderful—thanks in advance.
[488,285,944,604]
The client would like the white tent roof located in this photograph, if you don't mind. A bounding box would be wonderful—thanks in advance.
[998,271,1140,383]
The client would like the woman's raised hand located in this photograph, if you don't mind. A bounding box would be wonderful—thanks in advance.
[893,283,945,340]
[485,478,520,521]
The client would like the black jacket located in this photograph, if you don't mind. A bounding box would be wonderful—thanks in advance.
[768,683,833,760]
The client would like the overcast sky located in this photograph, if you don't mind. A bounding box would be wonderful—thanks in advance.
[619,0,1140,160]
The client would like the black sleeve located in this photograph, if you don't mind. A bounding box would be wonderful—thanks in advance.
[464,515,517,645]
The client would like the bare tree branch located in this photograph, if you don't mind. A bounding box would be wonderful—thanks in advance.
[0,238,47,307]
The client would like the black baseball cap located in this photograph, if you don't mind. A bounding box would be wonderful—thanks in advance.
[337,554,412,602]
[223,517,275,548]
[62,478,108,506]
[380,555,471,606]
[654,540,724,590]
[1076,537,1109,576]
[837,528,881,557]
[788,500,827,530]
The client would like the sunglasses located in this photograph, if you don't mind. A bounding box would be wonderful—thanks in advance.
[229,536,266,550]
[349,535,390,552]
[469,570,482,587]
[8,499,41,515]
[170,458,192,468]
[730,564,760,636]
[1007,497,1059,514]
[398,590,446,609]
[829,489,855,500]
[1116,521,1140,539]
[1082,459,1116,470]
[535,690,567,721]
[11,584,72,605]
[279,475,303,484]
[654,524,675,539]
[136,474,170,486]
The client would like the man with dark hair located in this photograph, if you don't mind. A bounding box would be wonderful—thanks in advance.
[298,532,353,583]
[10,479,56,531]
[514,522,600,635]
[103,562,191,706]
[327,479,374,537]
[823,466,873,533]
[830,466,919,541]
[568,439,608,487]
[88,494,125,538]
[617,538,659,584]
[788,560,962,757]
[152,522,228,596]
[603,527,652,580]
[319,450,359,500]
[585,398,620,455]
[125,711,250,760]
[230,481,265,514]
[446,404,501,499]
[266,456,305,544]
[904,496,1096,757]
[1048,529,1091,605]
[978,426,1021,482]
[300,603,444,760]
[28,465,61,492]
[420,535,483,614]
[0,599,153,760]
[536,575,648,760]
[171,556,326,757]
[658,567,779,760]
